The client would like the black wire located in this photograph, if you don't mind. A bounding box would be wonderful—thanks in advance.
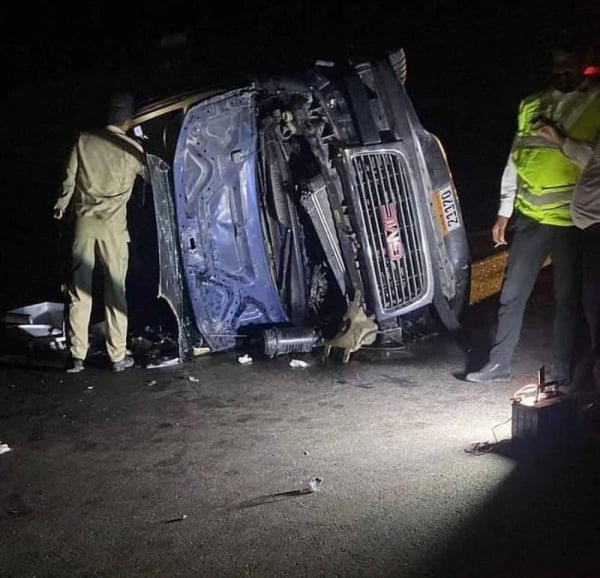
[465,414,513,455]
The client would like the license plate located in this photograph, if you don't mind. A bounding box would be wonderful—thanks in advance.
[433,186,461,236]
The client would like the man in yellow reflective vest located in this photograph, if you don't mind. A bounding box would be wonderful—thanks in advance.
[466,40,600,384]
[54,92,146,373]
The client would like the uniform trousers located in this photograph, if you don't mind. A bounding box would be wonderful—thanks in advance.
[68,234,129,363]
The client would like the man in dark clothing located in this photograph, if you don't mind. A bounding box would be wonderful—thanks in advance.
[465,43,600,384]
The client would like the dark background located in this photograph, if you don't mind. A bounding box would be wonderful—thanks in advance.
[2,0,598,314]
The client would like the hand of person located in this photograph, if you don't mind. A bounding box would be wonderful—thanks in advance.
[492,215,509,247]
[532,123,565,147]
[53,207,64,220]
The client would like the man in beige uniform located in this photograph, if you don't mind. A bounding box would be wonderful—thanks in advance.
[54,92,145,373]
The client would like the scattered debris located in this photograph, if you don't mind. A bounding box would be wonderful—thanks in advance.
[188,376,200,383]
[305,476,323,493]
[130,327,180,368]
[193,346,211,357]
[0,303,185,370]
[147,358,180,369]
[290,359,310,368]
[146,380,157,386]
[323,297,377,363]
[0,302,67,366]
[238,354,253,365]
[0,442,13,455]
[163,513,187,524]
[1,301,64,336]
[235,477,324,510]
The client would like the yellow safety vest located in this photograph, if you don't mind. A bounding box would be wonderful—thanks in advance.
[512,87,600,226]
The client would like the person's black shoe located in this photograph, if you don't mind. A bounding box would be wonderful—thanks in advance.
[465,362,511,383]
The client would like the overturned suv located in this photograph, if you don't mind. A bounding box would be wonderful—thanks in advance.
[132,50,470,362]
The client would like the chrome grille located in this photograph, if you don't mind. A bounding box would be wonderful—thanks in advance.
[351,151,427,311]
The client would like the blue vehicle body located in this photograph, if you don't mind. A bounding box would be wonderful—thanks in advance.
[172,90,288,351]
[133,51,471,360]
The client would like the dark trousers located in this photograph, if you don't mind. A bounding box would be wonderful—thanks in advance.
[582,224,600,390]
[490,213,582,368]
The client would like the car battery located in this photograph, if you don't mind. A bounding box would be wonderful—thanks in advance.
[510,365,576,445]
[511,394,576,442]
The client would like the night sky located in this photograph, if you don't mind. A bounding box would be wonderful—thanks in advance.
[2,0,598,311]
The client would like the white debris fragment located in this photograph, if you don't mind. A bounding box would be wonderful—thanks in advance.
[147,358,180,369]
[87,386,94,390]
[307,476,323,493]
[290,359,310,368]
[188,376,200,383]
[0,443,12,455]
[164,513,188,524]
[238,354,253,365]
[146,380,157,386]
[193,346,211,357]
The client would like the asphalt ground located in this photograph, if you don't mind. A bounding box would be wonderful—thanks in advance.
[2,257,600,577]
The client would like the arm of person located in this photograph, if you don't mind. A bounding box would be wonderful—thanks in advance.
[533,123,595,168]
[136,156,148,181]
[126,134,147,180]
[54,145,78,219]
[562,137,595,167]
[492,155,516,247]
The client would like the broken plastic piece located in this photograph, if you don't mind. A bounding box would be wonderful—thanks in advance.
[0,443,12,455]
[238,354,253,365]
[2,301,64,331]
[188,376,199,383]
[323,294,378,363]
[306,476,323,493]
[290,359,310,368]
[193,346,211,357]
[147,358,180,369]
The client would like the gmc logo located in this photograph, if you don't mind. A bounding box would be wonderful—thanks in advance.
[380,203,404,261]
